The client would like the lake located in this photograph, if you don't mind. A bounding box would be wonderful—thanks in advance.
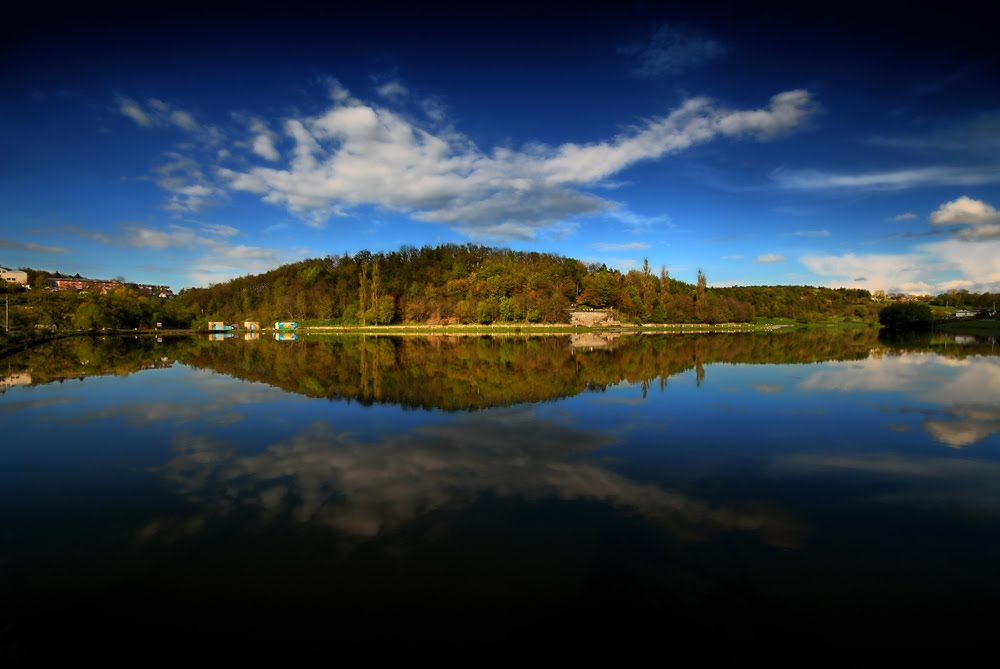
[3,329,1000,652]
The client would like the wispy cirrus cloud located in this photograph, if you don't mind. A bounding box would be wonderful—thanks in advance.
[789,229,830,238]
[619,24,727,78]
[757,253,786,263]
[893,212,917,221]
[117,96,205,134]
[868,110,1000,156]
[218,83,816,237]
[0,238,67,253]
[593,242,650,251]
[773,165,1000,191]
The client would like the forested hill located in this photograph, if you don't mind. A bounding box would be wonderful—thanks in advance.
[176,244,876,326]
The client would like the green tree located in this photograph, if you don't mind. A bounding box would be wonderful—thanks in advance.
[878,302,933,330]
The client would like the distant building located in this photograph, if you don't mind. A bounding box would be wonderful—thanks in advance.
[953,309,978,319]
[133,283,174,298]
[0,267,28,286]
[47,276,125,294]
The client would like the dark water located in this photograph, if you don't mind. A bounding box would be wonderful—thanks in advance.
[2,330,999,652]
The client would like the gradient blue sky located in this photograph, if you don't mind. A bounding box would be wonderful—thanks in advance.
[2,2,998,293]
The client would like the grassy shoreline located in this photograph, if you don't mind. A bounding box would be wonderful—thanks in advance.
[22,317,993,357]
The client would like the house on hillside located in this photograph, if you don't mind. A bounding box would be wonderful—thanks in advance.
[47,275,125,294]
[0,267,28,286]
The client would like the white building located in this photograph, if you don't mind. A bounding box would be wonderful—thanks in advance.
[0,267,28,286]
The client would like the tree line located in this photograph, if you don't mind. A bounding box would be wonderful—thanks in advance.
[1,243,928,330]
[173,244,877,326]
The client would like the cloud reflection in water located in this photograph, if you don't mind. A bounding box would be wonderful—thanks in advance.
[149,407,801,548]
[800,352,1000,447]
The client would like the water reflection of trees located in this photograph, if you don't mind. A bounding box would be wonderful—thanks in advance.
[21,328,999,411]
[173,330,884,410]
[0,335,175,387]
[877,330,999,358]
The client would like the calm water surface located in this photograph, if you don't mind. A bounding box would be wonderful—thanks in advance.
[3,330,1000,650]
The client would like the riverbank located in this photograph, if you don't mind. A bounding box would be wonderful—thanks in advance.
[0,319,856,358]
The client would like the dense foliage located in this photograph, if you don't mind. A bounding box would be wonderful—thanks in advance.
[4,245,886,331]
[878,301,933,330]
[173,245,876,326]
[2,287,195,333]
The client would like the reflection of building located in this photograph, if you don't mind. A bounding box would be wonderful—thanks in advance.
[1,371,31,393]
[1,267,28,286]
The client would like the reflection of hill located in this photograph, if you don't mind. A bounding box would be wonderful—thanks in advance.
[174,330,882,410]
[1,335,175,386]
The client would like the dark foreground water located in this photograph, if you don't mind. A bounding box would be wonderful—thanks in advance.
[2,330,1000,653]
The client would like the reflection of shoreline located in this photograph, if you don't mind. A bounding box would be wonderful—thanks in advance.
[177,330,882,410]
[148,409,802,549]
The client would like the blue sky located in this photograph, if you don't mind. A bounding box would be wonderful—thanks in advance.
[2,2,998,293]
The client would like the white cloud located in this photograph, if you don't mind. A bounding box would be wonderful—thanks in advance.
[716,90,815,140]
[803,240,1000,294]
[622,24,727,78]
[118,97,152,127]
[220,85,816,237]
[118,96,203,133]
[757,253,786,263]
[249,119,280,161]
[153,152,224,213]
[801,252,935,293]
[169,109,198,132]
[929,196,1000,240]
[893,212,917,221]
[121,223,288,286]
[774,165,1000,191]
[791,229,830,238]
[376,80,408,100]
[921,238,1000,287]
